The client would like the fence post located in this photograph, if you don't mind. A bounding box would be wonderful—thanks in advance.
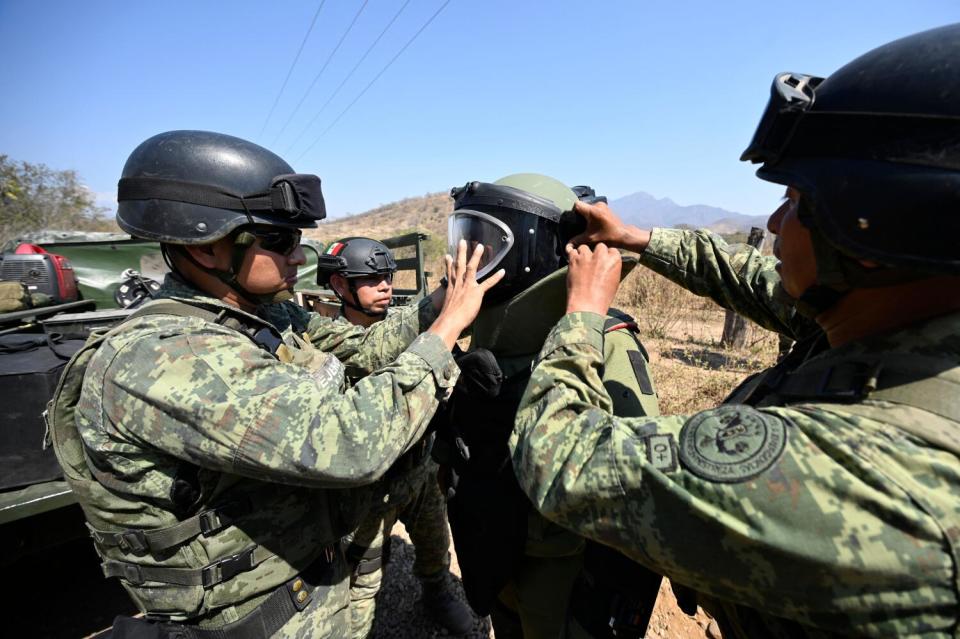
[721,227,765,348]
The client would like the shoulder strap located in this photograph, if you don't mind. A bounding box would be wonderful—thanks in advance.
[772,352,960,423]
[130,299,284,355]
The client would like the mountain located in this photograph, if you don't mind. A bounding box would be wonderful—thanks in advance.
[609,191,766,233]
[304,189,768,249]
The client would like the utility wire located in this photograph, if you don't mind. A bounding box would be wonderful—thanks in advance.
[286,0,413,156]
[295,0,452,163]
[258,0,327,139]
[272,0,371,147]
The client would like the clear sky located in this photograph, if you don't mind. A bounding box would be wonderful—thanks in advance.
[1,1,957,219]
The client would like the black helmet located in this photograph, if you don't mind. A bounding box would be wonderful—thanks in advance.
[117,130,326,244]
[448,174,585,305]
[116,130,326,306]
[316,237,397,286]
[317,237,397,317]
[741,24,960,311]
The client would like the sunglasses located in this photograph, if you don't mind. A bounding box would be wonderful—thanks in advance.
[352,272,394,286]
[243,227,303,256]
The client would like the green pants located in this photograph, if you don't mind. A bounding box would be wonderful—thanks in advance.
[348,461,451,639]
[490,514,585,639]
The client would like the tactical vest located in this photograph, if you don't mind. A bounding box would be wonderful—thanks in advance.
[697,320,960,638]
[48,298,357,627]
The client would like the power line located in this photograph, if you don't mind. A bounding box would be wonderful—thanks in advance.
[258,0,327,139]
[271,0,371,147]
[295,0,452,164]
[286,0,412,156]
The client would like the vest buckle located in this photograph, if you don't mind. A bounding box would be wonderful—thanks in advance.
[118,530,150,555]
[201,546,257,587]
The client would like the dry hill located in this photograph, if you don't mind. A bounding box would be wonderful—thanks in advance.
[306,192,452,247]
[305,192,452,289]
[303,192,786,639]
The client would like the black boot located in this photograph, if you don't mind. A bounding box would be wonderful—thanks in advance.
[420,573,475,635]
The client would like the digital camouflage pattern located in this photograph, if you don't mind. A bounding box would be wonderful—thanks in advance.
[640,227,818,339]
[347,459,452,639]
[324,310,455,639]
[510,228,960,637]
[55,273,458,637]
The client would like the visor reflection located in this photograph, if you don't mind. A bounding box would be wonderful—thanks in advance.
[447,211,514,279]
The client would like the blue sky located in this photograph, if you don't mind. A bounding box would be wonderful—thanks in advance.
[1,1,957,219]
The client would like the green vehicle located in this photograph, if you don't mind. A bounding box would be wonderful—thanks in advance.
[0,229,429,565]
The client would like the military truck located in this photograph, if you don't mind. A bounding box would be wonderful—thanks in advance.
[0,230,430,565]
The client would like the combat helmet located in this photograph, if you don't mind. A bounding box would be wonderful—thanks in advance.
[116,130,326,304]
[317,237,397,317]
[741,24,960,313]
[448,174,587,305]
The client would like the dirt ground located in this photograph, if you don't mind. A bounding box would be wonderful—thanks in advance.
[374,521,717,639]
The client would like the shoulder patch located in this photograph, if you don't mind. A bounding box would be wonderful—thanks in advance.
[678,406,787,483]
[643,434,678,473]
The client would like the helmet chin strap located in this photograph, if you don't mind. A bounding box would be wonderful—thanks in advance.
[332,279,388,319]
[168,236,294,308]
[792,202,930,317]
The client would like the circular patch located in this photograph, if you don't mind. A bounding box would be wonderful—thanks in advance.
[678,406,787,483]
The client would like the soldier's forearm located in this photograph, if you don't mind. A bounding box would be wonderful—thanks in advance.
[639,228,803,337]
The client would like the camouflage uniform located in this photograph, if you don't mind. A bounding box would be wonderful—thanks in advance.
[346,458,451,638]
[331,311,455,639]
[52,274,459,638]
[510,228,960,638]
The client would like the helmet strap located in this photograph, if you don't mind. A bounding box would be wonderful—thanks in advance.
[170,236,294,307]
[793,213,930,317]
[332,279,388,319]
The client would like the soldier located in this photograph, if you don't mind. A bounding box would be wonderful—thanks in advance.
[509,25,960,637]
[435,174,664,639]
[48,130,501,638]
[316,237,474,637]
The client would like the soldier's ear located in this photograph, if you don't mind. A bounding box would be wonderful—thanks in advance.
[329,273,348,297]
[183,237,234,271]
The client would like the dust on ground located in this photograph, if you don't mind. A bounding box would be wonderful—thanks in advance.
[374,521,718,639]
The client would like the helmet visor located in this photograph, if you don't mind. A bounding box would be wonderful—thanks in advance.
[741,72,824,164]
[447,210,515,279]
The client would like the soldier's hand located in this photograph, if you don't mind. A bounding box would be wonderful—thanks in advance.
[429,240,504,349]
[565,243,622,316]
[570,200,652,253]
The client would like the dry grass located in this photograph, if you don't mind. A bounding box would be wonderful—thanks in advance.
[614,264,779,415]
[311,193,785,639]
[311,190,782,419]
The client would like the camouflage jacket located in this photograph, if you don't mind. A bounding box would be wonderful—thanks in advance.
[330,306,437,513]
[510,228,960,637]
[58,274,458,633]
